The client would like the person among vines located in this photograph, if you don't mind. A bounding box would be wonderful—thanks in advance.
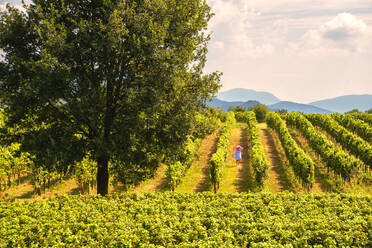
[233,145,243,165]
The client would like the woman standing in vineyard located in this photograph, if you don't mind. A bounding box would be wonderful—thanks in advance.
[234,145,243,165]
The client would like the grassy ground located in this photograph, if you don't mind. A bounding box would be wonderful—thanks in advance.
[219,127,241,193]
[234,126,255,192]
[176,133,218,193]
[258,123,298,192]
[131,163,168,193]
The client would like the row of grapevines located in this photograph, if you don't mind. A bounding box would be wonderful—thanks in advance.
[266,112,314,188]
[350,112,372,125]
[246,111,269,186]
[0,110,33,191]
[0,193,370,247]
[332,113,372,144]
[284,113,360,180]
[306,113,372,169]
[209,112,236,193]
[166,137,201,191]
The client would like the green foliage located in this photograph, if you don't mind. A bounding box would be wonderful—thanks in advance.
[284,113,361,181]
[166,137,201,191]
[0,193,371,247]
[234,112,250,123]
[0,110,32,190]
[191,110,221,140]
[345,109,360,114]
[228,105,247,112]
[332,113,372,144]
[209,112,236,193]
[366,108,372,114]
[350,112,372,126]
[249,104,269,123]
[0,0,221,195]
[306,114,372,169]
[74,156,97,194]
[266,113,314,188]
[275,109,288,114]
[246,111,269,186]
[164,109,221,191]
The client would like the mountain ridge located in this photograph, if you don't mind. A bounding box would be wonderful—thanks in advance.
[269,101,332,114]
[309,94,372,113]
[213,88,372,113]
[207,98,333,114]
[217,88,280,105]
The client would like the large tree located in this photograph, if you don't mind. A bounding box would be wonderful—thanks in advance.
[0,0,220,195]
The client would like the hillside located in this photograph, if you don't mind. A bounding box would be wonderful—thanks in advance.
[217,88,280,105]
[269,101,332,114]
[310,94,372,113]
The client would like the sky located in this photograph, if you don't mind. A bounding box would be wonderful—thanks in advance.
[204,0,372,103]
[1,0,372,103]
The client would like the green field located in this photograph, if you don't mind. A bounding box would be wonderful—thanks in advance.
[1,193,371,247]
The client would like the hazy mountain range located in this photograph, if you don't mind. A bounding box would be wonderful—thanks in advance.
[217,88,280,105]
[208,88,372,113]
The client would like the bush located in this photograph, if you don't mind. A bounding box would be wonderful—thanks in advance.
[249,104,269,123]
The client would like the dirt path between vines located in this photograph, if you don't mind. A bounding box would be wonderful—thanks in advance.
[234,126,254,192]
[132,164,168,193]
[219,127,241,193]
[259,125,288,192]
[192,134,219,193]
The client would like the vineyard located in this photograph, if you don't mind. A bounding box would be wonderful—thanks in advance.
[1,193,371,247]
[1,111,372,246]
[0,0,371,246]
[2,111,372,198]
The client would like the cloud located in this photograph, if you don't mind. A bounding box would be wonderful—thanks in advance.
[295,13,371,55]
[207,0,280,58]
[321,13,367,40]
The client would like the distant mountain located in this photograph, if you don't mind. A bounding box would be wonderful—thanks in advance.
[217,88,280,105]
[207,98,260,112]
[269,101,332,114]
[309,95,372,113]
[207,98,332,114]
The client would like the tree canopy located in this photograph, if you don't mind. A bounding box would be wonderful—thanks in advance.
[0,0,221,195]
[249,104,269,123]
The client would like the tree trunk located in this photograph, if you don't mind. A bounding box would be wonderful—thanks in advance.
[97,155,109,196]
[17,169,21,185]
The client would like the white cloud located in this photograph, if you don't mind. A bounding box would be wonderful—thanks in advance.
[294,13,372,55]
[241,0,372,13]
[207,0,280,58]
[205,1,372,103]
[321,13,367,40]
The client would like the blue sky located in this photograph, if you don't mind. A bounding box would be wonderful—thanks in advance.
[2,0,372,103]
